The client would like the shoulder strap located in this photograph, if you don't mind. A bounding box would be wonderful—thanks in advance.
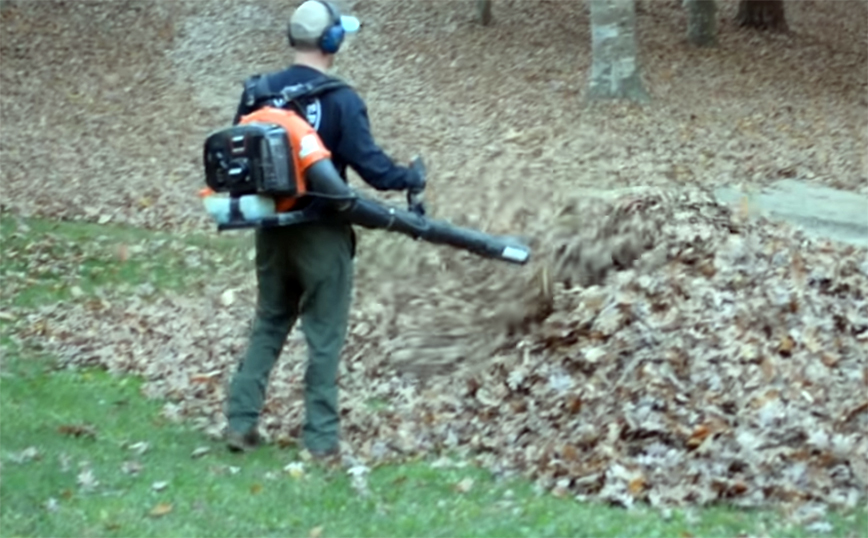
[243,74,274,108]
[279,76,348,101]
[242,73,350,114]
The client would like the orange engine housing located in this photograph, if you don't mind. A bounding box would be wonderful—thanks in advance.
[238,107,332,212]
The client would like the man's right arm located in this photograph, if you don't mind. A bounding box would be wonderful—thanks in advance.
[335,91,424,192]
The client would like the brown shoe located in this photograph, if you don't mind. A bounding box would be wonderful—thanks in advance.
[226,428,261,453]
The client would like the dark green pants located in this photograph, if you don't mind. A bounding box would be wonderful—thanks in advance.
[226,222,353,453]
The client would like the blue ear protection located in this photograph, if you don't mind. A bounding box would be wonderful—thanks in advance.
[316,0,345,54]
[287,0,345,54]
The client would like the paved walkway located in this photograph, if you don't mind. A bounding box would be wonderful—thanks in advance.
[574,179,868,249]
[714,179,868,248]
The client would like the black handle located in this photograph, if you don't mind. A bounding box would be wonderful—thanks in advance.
[407,155,427,216]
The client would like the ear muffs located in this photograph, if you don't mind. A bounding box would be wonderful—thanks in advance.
[316,0,345,54]
[287,0,345,54]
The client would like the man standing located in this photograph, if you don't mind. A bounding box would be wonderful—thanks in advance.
[224,0,425,457]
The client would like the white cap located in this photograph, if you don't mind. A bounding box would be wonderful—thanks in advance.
[289,1,360,46]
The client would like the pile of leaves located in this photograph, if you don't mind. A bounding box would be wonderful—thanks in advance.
[14,186,868,510]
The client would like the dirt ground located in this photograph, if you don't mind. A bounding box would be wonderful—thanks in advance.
[2,0,867,512]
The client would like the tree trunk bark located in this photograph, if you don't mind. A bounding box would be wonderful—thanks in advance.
[477,0,492,26]
[588,0,649,103]
[685,0,718,47]
[736,0,788,31]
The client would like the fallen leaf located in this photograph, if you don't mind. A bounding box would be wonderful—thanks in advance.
[128,441,149,455]
[562,445,579,462]
[738,196,751,220]
[821,353,840,368]
[152,481,169,491]
[149,503,173,517]
[58,423,97,439]
[70,286,84,298]
[628,476,646,495]
[284,462,305,479]
[121,461,142,475]
[686,425,711,450]
[77,468,99,491]
[190,371,221,384]
[250,483,263,495]
[191,446,210,459]
[778,335,796,356]
[8,446,40,463]
[565,396,582,414]
[454,477,474,493]
[220,289,235,307]
[805,521,833,534]
[309,526,323,538]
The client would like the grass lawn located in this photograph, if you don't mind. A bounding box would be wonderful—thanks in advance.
[1,215,866,538]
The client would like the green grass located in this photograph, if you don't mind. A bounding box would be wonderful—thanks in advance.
[1,215,866,537]
[0,214,249,309]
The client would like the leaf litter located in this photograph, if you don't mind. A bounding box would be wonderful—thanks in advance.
[18,186,868,511]
[2,0,867,515]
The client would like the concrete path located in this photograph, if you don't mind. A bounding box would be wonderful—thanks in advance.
[572,180,868,249]
[714,179,868,249]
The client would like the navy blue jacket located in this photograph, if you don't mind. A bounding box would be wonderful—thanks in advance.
[233,65,421,192]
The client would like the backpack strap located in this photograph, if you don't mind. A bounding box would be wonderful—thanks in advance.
[241,73,350,120]
[279,77,348,101]
[243,74,275,109]
[278,76,349,121]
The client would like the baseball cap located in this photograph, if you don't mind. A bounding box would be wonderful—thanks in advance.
[289,1,361,46]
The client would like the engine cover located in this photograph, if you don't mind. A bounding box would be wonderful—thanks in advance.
[203,122,298,197]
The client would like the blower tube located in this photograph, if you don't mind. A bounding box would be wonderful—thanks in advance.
[304,160,531,265]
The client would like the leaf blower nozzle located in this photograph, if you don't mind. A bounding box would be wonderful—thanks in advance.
[305,160,532,265]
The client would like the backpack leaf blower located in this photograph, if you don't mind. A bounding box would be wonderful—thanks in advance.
[199,83,531,265]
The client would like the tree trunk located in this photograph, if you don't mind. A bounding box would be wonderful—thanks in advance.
[685,0,718,47]
[588,0,649,103]
[736,0,788,31]
[476,0,492,26]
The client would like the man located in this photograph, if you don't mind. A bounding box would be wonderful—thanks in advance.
[224,0,425,457]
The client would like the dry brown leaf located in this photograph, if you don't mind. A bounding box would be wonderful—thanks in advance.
[686,425,711,450]
[149,503,173,517]
[778,335,796,356]
[58,424,96,439]
[628,477,647,496]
